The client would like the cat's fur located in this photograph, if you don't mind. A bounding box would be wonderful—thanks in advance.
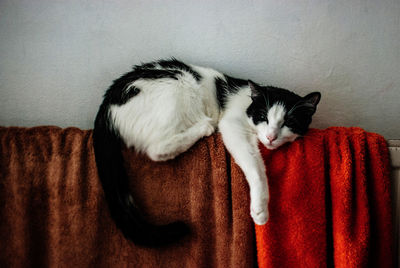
[93,58,321,247]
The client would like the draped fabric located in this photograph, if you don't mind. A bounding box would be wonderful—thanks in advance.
[0,126,253,267]
[0,126,393,267]
[256,127,393,267]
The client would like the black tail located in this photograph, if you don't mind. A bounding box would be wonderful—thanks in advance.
[93,105,190,247]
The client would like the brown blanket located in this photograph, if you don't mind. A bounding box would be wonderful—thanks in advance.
[0,126,254,267]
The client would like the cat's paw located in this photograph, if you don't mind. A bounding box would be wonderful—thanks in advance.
[250,199,269,225]
[198,117,215,137]
[148,150,178,162]
[149,152,174,161]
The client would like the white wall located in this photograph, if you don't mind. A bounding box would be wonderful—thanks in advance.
[0,0,399,138]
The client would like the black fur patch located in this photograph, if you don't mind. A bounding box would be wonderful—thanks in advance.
[135,58,202,82]
[120,86,140,104]
[215,75,248,108]
[157,58,202,82]
[137,69,182,80]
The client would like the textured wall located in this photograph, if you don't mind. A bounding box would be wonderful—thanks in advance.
[0,0,399,138]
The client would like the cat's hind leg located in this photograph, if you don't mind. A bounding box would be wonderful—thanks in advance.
[147,117,215,161]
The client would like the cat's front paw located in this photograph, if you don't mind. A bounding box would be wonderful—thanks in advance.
[250,199,269,225]
[199,117,215,137]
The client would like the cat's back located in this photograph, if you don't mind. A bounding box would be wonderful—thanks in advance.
[108,59,223,150]
[120,59,224,101]
[119,59,223,118]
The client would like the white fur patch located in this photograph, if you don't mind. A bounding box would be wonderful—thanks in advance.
[249,103,299,150]
[267,103,285,128]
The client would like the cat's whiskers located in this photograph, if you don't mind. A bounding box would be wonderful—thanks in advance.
[237,127,255,136]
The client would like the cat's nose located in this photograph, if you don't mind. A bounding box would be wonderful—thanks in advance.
[267,134,277,142]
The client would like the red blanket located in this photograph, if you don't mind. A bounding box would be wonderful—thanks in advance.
[256,127,393,267]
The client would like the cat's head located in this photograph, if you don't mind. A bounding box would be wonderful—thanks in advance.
[246,80,321,150]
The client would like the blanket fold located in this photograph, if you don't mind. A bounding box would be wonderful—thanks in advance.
[256,127,393,268]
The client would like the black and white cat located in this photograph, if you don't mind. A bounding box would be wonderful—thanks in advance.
[93,58,321,247]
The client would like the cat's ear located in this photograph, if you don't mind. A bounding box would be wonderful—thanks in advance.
[248,80,260,100]
[303,92,321,107]
[296,92,321,116]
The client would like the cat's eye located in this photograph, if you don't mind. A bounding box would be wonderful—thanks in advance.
[261,115,268,124]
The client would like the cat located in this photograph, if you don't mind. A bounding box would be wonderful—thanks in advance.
[93,58,321,247]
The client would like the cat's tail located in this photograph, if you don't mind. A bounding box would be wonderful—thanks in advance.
[93,105,190,247]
